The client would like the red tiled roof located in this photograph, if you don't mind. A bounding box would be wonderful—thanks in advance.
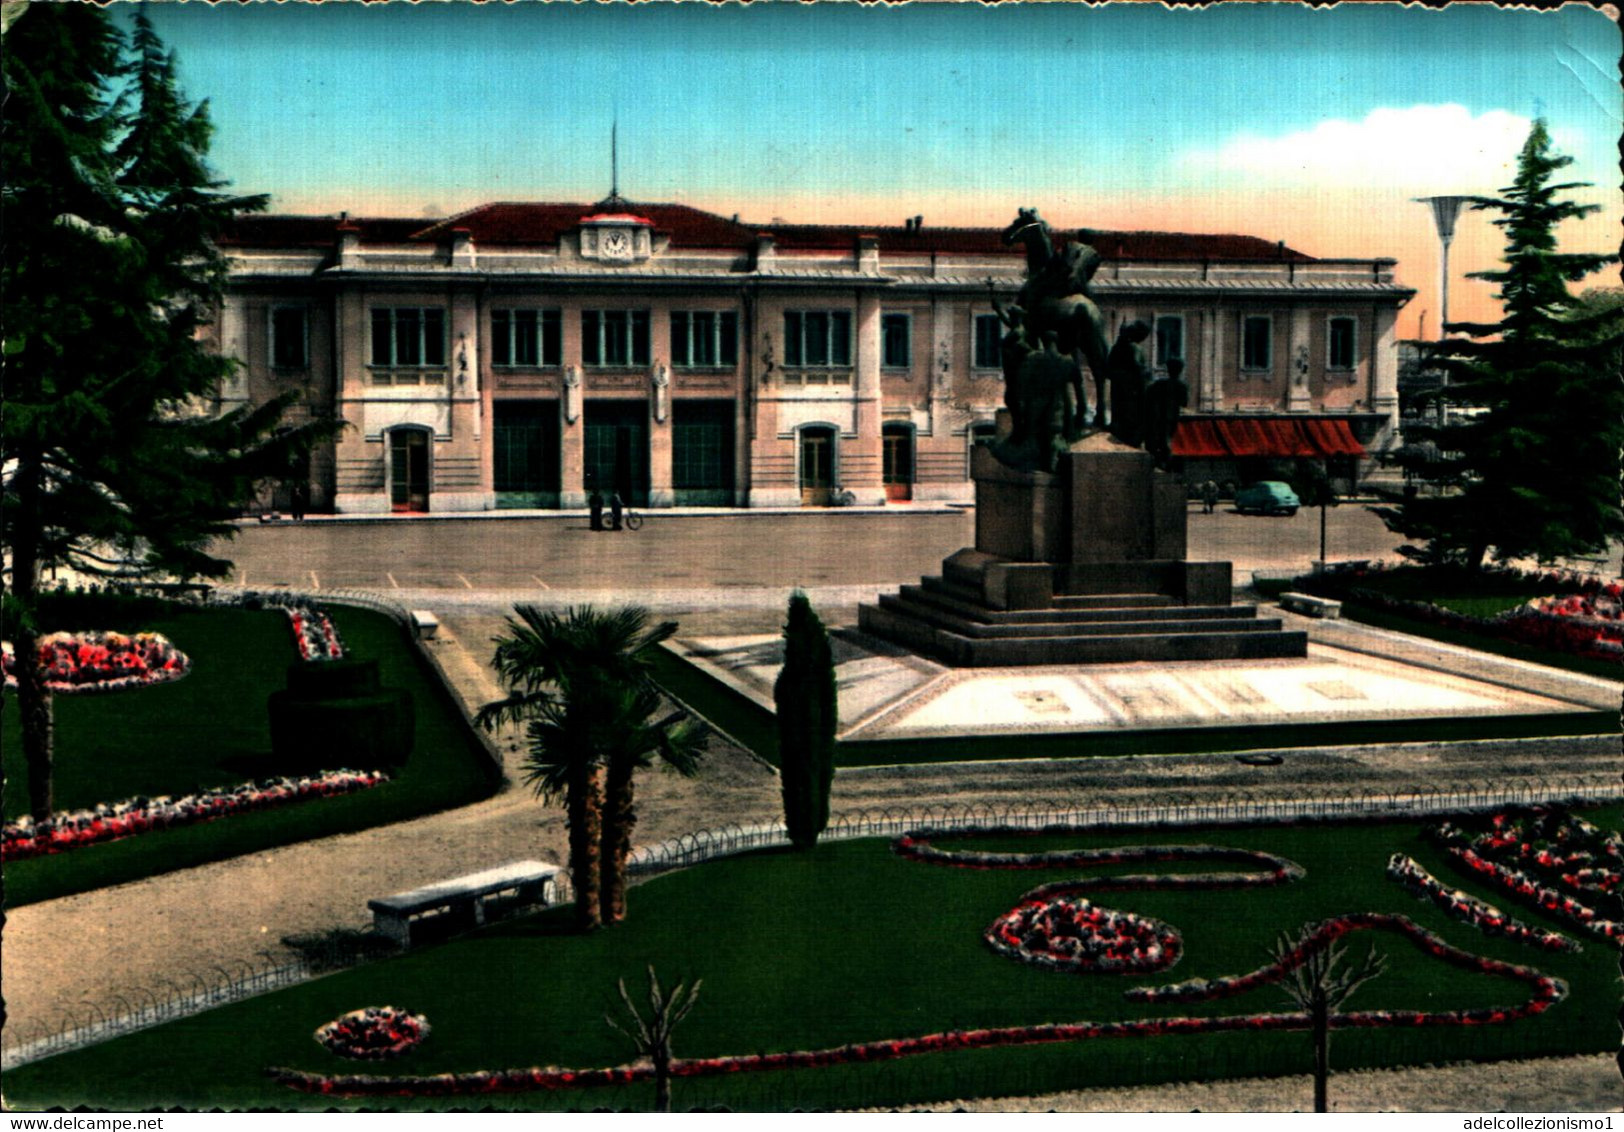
[219,202,1318,263]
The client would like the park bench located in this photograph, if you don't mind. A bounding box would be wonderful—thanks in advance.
[409,610,439,639]
[1278,592,1342,619]
[368,860,561,949]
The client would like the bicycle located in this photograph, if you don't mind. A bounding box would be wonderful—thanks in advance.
[623,508,643,530]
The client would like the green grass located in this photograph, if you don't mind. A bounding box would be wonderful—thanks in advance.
[7,809,1618,1112]
[3,604,500,907]
[1290,566,1622,682]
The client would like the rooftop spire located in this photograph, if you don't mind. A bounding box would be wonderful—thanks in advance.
[599,118,628,210]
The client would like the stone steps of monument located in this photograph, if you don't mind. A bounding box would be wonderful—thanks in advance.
[904,582,1248,626]
[857,602,1308,667]
[919,575,1178,613]
[877,594,1280,640]
[1053,593,1179,610]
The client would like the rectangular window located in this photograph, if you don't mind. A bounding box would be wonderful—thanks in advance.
[370,307,445,368]
[670,310,738,368]
[1328,316,1357,369]
[974,314,1002,369]
[881,312,912,369]
[270,306,308,369]
[1242,315,1272,372]
[492,309,563,368]
[1155,315,1184,367]
[582,309,650,367]
[783,310,852,370]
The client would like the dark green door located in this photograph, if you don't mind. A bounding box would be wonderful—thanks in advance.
[493,401,560,508]
[584,401,649,506]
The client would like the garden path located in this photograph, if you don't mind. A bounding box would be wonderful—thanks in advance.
[2,601,1617,1112]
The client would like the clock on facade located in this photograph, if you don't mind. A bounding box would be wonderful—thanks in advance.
[601,229,632,260]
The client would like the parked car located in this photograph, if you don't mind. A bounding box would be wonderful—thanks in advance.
[1234,480,1300,516]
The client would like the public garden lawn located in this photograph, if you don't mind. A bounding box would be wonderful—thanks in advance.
[646,648,1613,771]
[6,809,1618,1112]
[2,604,499,907]
[1290,565,1623,682]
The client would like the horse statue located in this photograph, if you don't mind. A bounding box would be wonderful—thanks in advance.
[996,209,1112,446]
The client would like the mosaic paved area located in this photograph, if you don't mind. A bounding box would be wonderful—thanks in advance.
[667,628,1608,744]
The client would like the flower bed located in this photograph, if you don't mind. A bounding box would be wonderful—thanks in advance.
[315,1007,430,1060]
[988,897,1181,974]
[1386,853,1579,953]
[1305,563,1623,662]
[1429,808,1624,948]
[896,832,1302,975]
[268,912,1565,1099]
[0,770,389,862]
[2,631,190,694]
[287,606,345,662]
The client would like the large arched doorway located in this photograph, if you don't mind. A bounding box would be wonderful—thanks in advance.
[882,422,914,502]
[799,424,836,506]
[388,427,431,512]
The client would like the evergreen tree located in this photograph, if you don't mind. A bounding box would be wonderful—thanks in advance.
[773,592,837,850]
[2,4,334,820]
[1373,120,1622,569]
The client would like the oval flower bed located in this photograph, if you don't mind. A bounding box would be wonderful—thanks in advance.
[315,1006,430,1060]
[2,631,190,694]
[989,896,1181,974]
[269,912,1566,1099]
[286,606,346,662]
[0,769,389,862]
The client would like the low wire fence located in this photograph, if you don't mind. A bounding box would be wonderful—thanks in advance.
[2,951,315,1072]
[628,777,1624,876]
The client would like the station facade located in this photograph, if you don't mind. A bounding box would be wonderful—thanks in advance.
[214,198,1413,513]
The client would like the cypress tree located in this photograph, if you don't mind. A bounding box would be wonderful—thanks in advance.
[773,591,837,850]
[1374,119,1622,569]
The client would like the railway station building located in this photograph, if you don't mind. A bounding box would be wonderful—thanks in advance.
[214,197,1413,513]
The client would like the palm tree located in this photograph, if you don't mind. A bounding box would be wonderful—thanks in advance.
[475,605,704,930]
[597,680,707,924]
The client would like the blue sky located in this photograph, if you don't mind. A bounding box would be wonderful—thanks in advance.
[126,1,1622,332]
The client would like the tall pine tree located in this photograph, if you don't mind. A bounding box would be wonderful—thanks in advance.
[1374,120,1622,569]
[2,4,334,820]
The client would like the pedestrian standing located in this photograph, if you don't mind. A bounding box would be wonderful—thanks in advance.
[1201,479,1219,515]
[610,492,624,531]
[589,489,605,531]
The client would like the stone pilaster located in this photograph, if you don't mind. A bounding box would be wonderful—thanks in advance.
[846,291,886,504]
[1286,307,1313,412]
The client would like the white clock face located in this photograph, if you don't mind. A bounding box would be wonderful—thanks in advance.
[601,229,632,259]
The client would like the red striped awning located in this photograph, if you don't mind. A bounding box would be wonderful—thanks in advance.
[1171,418,1366,459]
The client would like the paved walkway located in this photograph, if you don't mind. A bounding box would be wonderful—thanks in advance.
[2,599,1618,1111]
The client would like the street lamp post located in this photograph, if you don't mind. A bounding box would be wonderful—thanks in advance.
[1414,196,1471,338]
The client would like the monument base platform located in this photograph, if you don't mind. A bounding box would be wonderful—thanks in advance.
[859,437,1307,666]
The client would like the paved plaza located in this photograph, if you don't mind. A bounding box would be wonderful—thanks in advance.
[220,502,1437,595]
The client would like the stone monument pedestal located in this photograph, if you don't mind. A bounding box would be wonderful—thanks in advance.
[858,433,1306,666]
